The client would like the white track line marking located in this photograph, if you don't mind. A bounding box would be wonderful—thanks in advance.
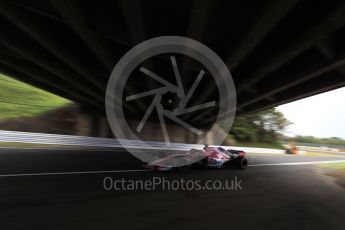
[0,169,147,178]
[249,160,345,167]
[1,160,345,178]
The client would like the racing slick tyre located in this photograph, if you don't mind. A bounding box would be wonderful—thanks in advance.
[175,164,192,172]
[175,159,193,172]
[194,158,208,169]
[235,157,248,169]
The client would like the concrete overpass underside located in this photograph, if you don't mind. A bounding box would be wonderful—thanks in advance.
[0,0,345,130]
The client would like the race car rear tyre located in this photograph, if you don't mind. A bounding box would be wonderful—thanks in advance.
[194,158,208,169]
[176,165,192,172]
[235,157,248,169]
[174,158,193,172]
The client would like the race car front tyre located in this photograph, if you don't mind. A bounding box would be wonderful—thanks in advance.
[235,157,248,169]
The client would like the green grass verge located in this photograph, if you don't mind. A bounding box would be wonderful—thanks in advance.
[0,142,115,151]
[0,73,70,121]
[319,162,345,169]
[235,142,285,149]
[0,141,86,149]
[0,142,62,148]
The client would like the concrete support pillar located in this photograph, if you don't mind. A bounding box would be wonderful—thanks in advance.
[75,105,105,137]
[123,120,199,143]
[98,117,109,137]
[74,105,204,143]
[75,113,92,136]
[90,114,100,137]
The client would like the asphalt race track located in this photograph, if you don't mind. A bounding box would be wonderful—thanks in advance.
[1,148,345,230]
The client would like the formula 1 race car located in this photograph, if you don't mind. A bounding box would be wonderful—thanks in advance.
[142,145,248,171]
[285,141,299,154]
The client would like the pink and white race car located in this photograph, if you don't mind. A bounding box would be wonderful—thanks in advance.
[142,145,248,171]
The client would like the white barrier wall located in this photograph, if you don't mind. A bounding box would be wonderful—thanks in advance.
[0,130,285,154]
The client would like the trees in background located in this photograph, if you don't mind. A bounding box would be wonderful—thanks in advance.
[230,108,345,147]
[230,108,291,144]
[287,135,345,146]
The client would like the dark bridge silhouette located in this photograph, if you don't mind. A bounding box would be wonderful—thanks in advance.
[0,0,345,133]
